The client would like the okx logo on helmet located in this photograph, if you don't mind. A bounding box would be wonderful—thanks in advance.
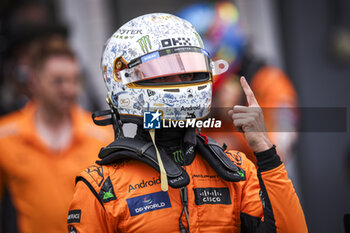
[101,13,229,124]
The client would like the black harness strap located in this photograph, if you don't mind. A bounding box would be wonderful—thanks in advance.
[96,134,245,189]
[196,134,246,182]
[97,137,189,188]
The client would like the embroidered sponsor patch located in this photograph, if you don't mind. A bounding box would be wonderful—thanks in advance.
[192,174,220,179]
[67,209,81,224]
[68,225,78,233]
[128,176,161,192]
[126,191,171,216]
[193,187,231,205]
[98,176,117,203]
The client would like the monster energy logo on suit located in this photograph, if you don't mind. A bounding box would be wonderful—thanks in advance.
[137,35,152,53]
[173,150,183,163]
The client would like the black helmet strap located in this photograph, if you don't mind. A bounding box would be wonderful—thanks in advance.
[92,108,124,139]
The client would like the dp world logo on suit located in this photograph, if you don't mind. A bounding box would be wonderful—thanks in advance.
[143,111,161,129]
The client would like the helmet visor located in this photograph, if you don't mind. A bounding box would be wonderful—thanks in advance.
[118,47,212,84]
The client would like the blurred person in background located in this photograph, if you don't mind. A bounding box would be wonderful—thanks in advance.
[0,1,68,115]
[0,1,100,116]
[178,1,299,164]
[0,39,113,233]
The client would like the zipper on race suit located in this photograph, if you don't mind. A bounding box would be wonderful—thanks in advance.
[179,187,190,233]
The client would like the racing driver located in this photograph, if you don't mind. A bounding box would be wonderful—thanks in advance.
[67,13,307,233]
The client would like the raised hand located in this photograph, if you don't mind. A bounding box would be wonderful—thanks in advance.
[228,76,273,153]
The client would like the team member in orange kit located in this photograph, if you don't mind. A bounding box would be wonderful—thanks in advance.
[0,42,113,233]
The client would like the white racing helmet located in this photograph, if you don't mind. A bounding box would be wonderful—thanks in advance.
[101,13,228,123]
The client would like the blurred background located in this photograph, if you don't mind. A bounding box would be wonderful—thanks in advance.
[0,0,349,232]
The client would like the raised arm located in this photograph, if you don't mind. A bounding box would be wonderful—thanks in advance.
[229,77,307,232]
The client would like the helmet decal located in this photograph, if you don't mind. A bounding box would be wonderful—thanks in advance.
[101,13,226,122]
[137,35,152,53]
[113,57,128,82]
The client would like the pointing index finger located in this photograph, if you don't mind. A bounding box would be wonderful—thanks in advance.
[240,76,259,107]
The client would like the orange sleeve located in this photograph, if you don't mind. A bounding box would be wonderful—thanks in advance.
[67,179,115,233]
[238,148,307,232]
[240,154,263,218]
[259,164,307,233]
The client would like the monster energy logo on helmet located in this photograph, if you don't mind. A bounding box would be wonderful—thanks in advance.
[137,35,152,53]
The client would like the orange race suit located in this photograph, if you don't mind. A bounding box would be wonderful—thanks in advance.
[68,134,307,233]
[0,102,113,233]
